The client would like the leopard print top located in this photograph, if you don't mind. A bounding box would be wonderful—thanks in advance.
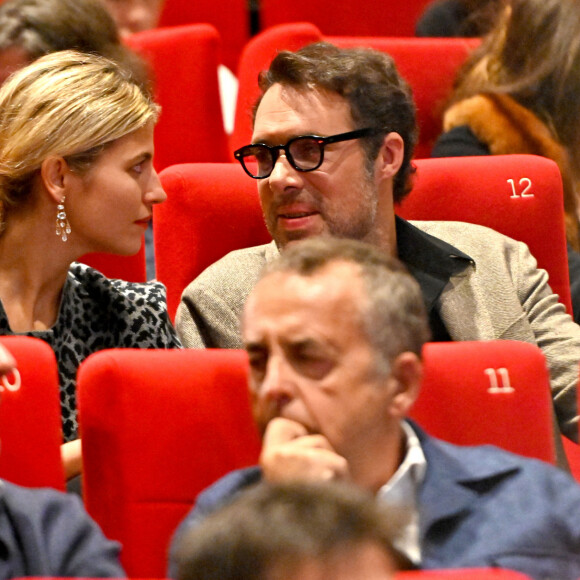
[0,263,182,441]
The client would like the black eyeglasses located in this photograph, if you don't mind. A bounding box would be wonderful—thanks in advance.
[234,127,383,179]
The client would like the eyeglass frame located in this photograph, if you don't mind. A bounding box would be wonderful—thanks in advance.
[233,127,385,179]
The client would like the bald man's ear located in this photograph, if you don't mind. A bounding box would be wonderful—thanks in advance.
[376,132,405,182]
[388,352,422,419]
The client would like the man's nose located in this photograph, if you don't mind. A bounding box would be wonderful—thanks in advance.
[268,153,301,192]
[261,355,294,402]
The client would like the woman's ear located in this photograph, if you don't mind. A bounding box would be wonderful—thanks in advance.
[40,156,70,204]
[388,351,423,419]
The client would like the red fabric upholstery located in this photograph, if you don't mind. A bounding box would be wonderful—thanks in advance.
[411,341,556,464]
[232,25,478,159]
[396,569,532,579]
[0,336,65,490]
[260,1,433,38]
[77,348,261,578]
[329,36,480,158]
[126,24,229,172]
[231,22,324,155]
[398,155,573,314]
[158,0,249,72]
[155,163,271,320]
[79,246,147,283]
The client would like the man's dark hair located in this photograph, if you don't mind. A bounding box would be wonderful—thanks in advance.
[175,481,413,580]
[256,42,418,202]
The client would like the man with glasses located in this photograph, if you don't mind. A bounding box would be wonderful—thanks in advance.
[177,42,580,444]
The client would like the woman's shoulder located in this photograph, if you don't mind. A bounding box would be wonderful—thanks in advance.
[67,262,167,302]
[66,263,180,347]
[68,262,167,317]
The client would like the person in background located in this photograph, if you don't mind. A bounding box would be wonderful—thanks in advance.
[0,0,148,86]
[98,0,238,136]
[431,0,580,322]
[415,0,502,37]
[99,0,165,37]
[171,237,580,579]
[0,342,125,578]
[175,481,412,580]
[0,50,180,481]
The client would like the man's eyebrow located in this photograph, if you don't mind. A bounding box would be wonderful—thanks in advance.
[244,341,266,353]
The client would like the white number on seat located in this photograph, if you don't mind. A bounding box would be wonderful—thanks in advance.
[508,178,533,198]
[484,368,515,393]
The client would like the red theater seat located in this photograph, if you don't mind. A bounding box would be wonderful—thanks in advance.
[0,336,65,490]
[158,0,249,72]
[260,0,433,38]
[155,163,271,320]
[77,348,261,578]
[398,154,572,314]
[126,24,229,172]
[412,341,556,464]
[79,247,146,283]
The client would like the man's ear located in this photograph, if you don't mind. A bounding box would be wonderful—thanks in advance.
[40,156,71,204]
[388,351,422,419]
[376,132,405,182]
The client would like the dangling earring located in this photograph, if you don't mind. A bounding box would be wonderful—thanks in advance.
[55,196,71,242]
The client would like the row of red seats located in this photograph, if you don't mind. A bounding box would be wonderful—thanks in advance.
[125,22,479,172]
[0,334,562,577]
[154,155,572,320]
[81,154,573,322]
[157,0,435,72]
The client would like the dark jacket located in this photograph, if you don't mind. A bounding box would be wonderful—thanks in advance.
[0,480,125,578]
[169,424,580,580]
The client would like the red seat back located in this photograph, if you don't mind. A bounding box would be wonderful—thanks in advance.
[79,246,147,283]
[155,163,271,320]
[411,341,556,464]
[398,155,572,314]
[0,336,65,490]
[158,0,249,72]
[126,24,230,172]
[260,1,433,38]
[78,348,261,578]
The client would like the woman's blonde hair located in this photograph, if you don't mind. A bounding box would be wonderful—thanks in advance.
[0,49,159,207]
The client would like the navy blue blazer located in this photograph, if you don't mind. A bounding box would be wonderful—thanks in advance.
[0,480,125,578]
[169,424,580,580]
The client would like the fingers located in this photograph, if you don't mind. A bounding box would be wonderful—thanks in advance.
[260,417,349,483]
[262,417,309,447]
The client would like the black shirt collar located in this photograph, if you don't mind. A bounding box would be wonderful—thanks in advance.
[396,217,473,340]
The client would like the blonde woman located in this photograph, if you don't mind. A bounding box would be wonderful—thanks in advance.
[0,50,181,478]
